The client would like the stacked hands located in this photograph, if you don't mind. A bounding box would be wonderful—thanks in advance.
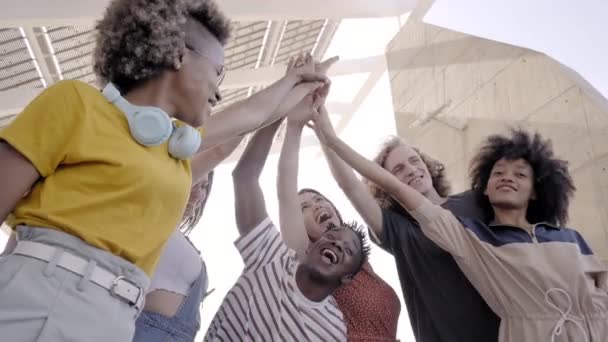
[284,52,339,144]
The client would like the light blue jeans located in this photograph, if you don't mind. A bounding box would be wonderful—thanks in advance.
[134,260,208,342]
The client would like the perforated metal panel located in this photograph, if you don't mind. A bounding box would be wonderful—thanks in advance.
[216,19,331,109]
[47,26,96,85]
[0,18,337,114]
[273,20,325,65]
[225,21,268,70]
[0,28,44,91]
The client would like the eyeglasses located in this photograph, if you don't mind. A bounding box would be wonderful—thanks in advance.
[185,44,226,85]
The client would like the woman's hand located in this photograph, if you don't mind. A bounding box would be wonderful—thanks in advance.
[287,93,317,126]
[286,53,328,84]
[315,56,339,76]
[308,104,336,144]
[286,55,338,126]
[311,56,338,111]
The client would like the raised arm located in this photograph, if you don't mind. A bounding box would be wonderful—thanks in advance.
[232,119,284,236]
[275,59,338,257]
[263,56,339,129]
[277,97,314,257]
[201,54,327,150]
[312,113,480,257]
[313,106,384,237]
[191,135,242,185]
[312,111,426,214]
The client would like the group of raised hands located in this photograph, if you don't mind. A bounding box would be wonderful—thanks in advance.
[283,52,340,144]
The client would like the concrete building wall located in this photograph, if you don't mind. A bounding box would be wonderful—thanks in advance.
[385,5,608,260]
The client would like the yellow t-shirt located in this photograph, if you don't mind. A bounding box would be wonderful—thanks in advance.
[0,80,192,275]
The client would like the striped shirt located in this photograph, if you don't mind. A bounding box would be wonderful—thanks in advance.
[204,217,347,341]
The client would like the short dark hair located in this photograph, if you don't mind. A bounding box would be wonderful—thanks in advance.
[94,0,231,92]
[180,170,214,235]
[298,188,344,225]
[469,129,575,226]
[339,221,371,275]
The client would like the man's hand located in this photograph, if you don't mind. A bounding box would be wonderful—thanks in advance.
[286,55,338,125]
[286,93,316,126]
[308,105,337,144]
[285,53,330,84]
[310,56,337,109]
[315,56,339,75]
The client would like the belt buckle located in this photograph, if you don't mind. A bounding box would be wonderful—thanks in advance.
[111,276,142,307]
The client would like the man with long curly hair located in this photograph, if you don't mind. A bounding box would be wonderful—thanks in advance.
[314,123,608,341]
[311,119,500,340]
[0,0,328,340]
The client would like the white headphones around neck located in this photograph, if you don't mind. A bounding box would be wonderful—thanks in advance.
[102,82,201,160]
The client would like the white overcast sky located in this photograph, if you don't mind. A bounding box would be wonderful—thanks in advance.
[425,0,608,97]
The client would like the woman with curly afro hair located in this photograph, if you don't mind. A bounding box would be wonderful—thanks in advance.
[0,0,330,340]
[313,122,608,342]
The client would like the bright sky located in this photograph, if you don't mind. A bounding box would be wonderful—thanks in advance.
[425,0,608,97]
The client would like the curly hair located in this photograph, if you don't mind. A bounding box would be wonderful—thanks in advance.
[469,129,575,226]
[298,188,344,225]
[329,221,371,276]
[363,136,451,210]
[179,170,214,235]
[94,0,231,92]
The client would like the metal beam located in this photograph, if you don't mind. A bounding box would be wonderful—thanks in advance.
[258,21,286,68]
[0,55,385,115]
[310,69,386,160]
[312,20,340,60]
[0,0,417,27]
[333,70,385,134]
[249,20,286,96]
[223,54,386,89]
[21,26,62,86]
[221,132,321,164]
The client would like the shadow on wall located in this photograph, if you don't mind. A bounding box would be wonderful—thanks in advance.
[385,15,608,261]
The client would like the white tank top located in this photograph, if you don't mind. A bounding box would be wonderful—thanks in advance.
[149,229,202,295]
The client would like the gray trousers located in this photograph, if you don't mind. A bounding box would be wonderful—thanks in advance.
[0,226,150,342]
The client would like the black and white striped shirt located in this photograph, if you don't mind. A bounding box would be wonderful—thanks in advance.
[204,217,347,341]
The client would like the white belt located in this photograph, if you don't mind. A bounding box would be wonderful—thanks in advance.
[13,241,144,310]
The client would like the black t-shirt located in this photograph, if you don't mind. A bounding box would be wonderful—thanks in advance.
[375,191,500,342]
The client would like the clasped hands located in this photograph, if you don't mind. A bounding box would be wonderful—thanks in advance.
[285,53,339,142]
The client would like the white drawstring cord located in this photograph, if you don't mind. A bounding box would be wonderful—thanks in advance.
[544,288,589,342]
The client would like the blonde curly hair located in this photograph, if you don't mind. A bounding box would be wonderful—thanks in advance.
[363,136,451,209]
[93,0,231,92]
